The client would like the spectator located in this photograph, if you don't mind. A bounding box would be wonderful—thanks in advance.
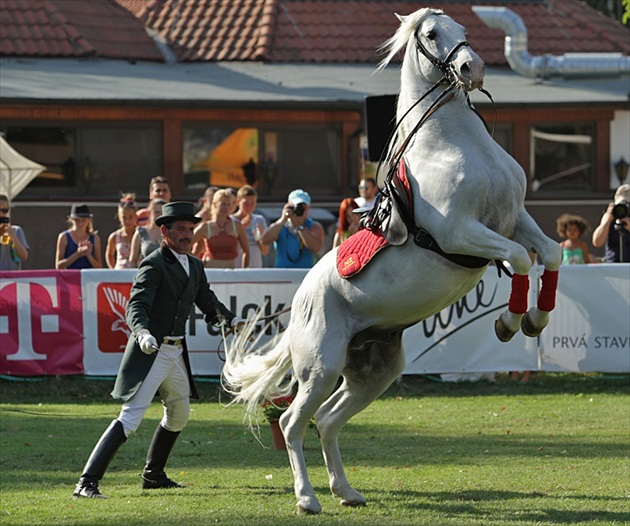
[354,177,378,209]
[130,199,165,267]
[0,194,29,270]
[556,213,591,265]
[592,184,630,263]
[231,185,269,268]
[105,194,137,269]
[333,198,360,248]
[191,189,250,268]
[261,189,324,268]
[195,186,219,222]
[136,177,171,227]
[72,201,241,499]
[55,203,102,269]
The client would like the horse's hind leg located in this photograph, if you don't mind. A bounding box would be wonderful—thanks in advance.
[279,337,346,515]
[315,333,406,508]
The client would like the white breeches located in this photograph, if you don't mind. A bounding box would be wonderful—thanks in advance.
[118,343,191,436]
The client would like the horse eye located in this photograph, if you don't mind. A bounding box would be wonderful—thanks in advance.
[426,30,436,41]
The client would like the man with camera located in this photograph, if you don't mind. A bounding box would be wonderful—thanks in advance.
[0,194,29,271]
[261,189,324,268]
[592,184,630,263]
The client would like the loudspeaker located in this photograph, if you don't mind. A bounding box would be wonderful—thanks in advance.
[364,95,397,162]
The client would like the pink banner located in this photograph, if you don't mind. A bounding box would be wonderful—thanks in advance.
[0,270,84,376]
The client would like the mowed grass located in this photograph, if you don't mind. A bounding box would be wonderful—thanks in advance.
[0,373,629,526]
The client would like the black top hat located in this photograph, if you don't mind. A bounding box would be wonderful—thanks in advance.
[155,201,202,227]
[69,203,93,218]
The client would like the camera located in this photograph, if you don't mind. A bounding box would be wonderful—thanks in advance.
[0,217,9,224]
[292,203,306,217]
[612,201,630,220]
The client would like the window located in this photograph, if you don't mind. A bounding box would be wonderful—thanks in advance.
[183,124,341,198]
[2,124,162,198]
[530,123,594,193]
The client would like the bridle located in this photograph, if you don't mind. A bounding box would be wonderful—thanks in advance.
[414,24,472,85]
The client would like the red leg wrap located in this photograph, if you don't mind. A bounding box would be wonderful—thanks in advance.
[538,269,559,312]
[508,273,529,314]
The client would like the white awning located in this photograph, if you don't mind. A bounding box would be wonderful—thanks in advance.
[0,136,45,199]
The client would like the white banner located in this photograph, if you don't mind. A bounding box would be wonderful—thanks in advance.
[540,264,630,372]
[5,264,628,377]
[81,269,305,376]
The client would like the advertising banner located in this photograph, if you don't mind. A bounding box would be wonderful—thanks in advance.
[403,266,539,375]
[0,270,84,376]
[81,269,305,376]
[540,264,630,372]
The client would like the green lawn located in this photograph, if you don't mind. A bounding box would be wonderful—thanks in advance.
[1,373,628,525]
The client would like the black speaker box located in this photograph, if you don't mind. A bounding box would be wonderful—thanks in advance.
[364,94,397,162]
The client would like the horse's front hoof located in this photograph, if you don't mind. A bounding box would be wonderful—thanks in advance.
[495,318,516,342]
[521,310,547,338]
[296,496,322,515]
[341,498,367,507]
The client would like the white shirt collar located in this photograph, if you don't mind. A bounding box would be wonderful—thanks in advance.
[168,247,190,276]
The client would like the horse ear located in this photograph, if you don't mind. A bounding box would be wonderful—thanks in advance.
[395,13,406,23]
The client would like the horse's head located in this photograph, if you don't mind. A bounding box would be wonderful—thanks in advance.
[378,9,485,91]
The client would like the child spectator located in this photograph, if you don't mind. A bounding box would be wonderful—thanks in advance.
[105,193,137,269]
[556,213,591,265]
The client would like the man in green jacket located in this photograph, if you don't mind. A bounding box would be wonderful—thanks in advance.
[73,202,243,499]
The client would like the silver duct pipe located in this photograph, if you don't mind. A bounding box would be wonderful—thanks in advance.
[472,5,630,79]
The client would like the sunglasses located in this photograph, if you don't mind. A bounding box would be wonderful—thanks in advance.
[0,208,9,213]
[358,186,368,190]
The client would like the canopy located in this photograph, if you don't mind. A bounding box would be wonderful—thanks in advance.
[0,136,45,199]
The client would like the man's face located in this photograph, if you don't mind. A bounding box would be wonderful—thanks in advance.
[162,220,195,254]
[359,180,377,199]
[150,183,171,202]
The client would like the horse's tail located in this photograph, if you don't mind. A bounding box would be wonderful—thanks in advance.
[222,319,294,425]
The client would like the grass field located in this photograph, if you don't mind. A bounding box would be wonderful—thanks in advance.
[1,373,629,526]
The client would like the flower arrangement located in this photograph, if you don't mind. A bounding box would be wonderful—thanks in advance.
[261,395,293,422]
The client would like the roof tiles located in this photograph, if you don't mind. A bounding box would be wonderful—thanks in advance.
[0,0,627,66]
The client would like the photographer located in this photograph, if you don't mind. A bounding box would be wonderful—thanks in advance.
[0,194,29,270]
[261,189,324,268]
[592,184,630,263]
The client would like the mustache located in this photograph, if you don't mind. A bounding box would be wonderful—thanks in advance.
[179,238,192,243]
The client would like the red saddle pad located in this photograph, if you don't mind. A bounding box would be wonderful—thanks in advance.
[337,228,390,278]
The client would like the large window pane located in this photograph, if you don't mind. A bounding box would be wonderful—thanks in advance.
[530,123,593,192]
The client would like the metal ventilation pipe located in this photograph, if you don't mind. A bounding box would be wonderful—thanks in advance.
[472,5,630,79]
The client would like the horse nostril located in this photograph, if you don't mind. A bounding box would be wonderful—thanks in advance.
[460,63,471,77]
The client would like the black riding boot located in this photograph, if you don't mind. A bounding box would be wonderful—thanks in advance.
[73,419,127,499]
[141,425,185,489]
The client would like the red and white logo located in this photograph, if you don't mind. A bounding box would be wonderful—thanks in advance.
[97,283,132,353]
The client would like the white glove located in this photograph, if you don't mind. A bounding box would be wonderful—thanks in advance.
[137,329,158,355]
[230,316,247,332]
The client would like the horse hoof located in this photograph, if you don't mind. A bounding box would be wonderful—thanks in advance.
[521,312,544,338]
[296,497,322,515]
[494,318,516,342]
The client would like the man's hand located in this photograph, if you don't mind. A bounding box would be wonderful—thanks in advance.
[137,329,158,355]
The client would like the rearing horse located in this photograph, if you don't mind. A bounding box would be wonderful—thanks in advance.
[223,8,561,515]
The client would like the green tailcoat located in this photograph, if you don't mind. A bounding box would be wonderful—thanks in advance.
[111,245,234,402]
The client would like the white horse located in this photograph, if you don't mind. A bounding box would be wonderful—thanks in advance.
[223,8,561,515]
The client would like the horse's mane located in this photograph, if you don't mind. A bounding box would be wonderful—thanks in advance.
[375,8,444,72]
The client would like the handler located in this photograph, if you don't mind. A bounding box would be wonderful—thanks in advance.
[73,201,243,499]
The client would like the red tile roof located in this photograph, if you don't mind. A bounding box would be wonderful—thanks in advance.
[1,0,628,67]
[0,0,163,61]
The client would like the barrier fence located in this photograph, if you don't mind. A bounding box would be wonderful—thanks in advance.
[1,265,628,377]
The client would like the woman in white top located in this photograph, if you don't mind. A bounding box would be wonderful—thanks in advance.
[231,185,269,268]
